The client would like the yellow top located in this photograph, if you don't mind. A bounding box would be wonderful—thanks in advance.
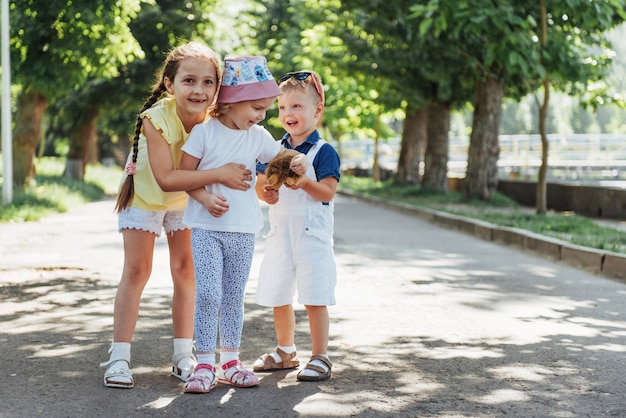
[121,97,195,211]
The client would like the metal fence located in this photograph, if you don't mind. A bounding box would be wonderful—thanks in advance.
[334,134,626,185]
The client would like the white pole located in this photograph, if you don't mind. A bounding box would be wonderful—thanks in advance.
[1,0,12,204]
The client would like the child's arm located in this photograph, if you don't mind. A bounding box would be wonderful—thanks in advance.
[180,152,230,218]
[144,118,252,192]
[287,176,338,202]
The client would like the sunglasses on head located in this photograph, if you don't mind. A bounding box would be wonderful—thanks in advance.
[278,71,323,103]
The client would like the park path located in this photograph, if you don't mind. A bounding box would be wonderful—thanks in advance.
[1,194,626,417]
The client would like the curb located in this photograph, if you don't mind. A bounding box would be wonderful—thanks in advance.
[338,189,626,282]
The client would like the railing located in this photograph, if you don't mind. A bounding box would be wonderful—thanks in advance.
[335,134,626,186]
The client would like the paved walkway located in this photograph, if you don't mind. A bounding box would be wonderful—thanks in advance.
[1,195,626,417]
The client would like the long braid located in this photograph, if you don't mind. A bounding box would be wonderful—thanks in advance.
[114,83,167,213]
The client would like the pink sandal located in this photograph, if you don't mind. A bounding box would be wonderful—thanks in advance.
[219,360,260,387]
[184,364,217,394]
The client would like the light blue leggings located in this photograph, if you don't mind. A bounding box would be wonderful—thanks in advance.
[190,229,255,352]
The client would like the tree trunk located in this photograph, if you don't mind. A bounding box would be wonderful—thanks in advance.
[12,88,48,187]
[536,0,549,214]
[372,107,381,182]
[395,103,426,185]
[536,108,549,214]
[465,77,505,200]
[64,108,99,180]
[421,102,450,192]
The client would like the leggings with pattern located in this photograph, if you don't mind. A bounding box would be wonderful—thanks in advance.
[191,229,255,352]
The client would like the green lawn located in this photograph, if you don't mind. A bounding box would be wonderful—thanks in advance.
[339,176,626,255]
[0,157,122,222]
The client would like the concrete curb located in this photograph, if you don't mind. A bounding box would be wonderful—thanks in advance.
[339,189,626,281]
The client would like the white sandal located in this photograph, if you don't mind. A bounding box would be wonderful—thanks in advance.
[171,352,197,381]
[101,359,133,389]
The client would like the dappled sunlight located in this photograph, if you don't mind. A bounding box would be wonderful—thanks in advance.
[415,344,505,360]
[471,388,530,404]
[489,364,551,382]
[568,315,626,330]
[0,271,175,340]
[140,396,176,410]
[29,343,86,358]
[523,264,559,278]
[3,195,626,416]
[219,388,236,404]
[323,198,626,415]
[584,343,626,352]
[296,388,420,416]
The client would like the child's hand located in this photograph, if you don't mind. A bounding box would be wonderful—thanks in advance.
[220,163,252,191]
[262,185,280,205]
[289,154,308,176]
[201,193,230,217]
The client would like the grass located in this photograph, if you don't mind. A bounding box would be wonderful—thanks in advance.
[0,157,122,222]
[339,176,626,255]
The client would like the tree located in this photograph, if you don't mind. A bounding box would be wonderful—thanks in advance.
[247,0,401,174]
[58,0,220,180]
[9,0,144,186]
[328,0,472,191]
[411,0,625,206]
[395,104,426,184]
[532,0,625,213]
[411,1,539,199]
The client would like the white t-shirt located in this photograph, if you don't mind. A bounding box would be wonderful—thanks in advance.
[182,118,281,233]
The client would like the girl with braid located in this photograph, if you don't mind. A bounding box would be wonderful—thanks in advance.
[101,42,253,389]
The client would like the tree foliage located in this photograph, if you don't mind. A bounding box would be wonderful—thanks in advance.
[3,0,626,199]
[9,0,145,186]
[58,0,219,179]
[11,0,144,100]
[410,0,625,202]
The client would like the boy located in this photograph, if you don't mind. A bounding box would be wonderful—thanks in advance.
[254,71,340,381]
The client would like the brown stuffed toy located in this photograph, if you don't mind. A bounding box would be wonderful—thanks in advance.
[265,149,304,191]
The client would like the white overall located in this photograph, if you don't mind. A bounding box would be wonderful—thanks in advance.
[256,139,337,307]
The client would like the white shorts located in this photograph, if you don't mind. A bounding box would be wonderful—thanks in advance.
[118,206,187,237]
[255,205,336,307]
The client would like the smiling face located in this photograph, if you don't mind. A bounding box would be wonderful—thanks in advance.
[164,57,220,124]
[218,96,277,130]
[277,87,323,145]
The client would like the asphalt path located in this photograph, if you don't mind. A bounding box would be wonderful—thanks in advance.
[1,194,626,417]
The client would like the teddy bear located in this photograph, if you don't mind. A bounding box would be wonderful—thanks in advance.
[265,149,304,191]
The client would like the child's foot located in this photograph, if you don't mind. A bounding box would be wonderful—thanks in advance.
[184,364,217,394]
[253,347,299,371]
[219,360,260,387]
[102,360,134,389]
[172,352,197,381]
[297,355,332,382]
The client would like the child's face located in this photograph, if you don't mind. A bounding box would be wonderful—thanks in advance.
[165,57,219,117]
[277,89,322,142]
[220,97,276,130]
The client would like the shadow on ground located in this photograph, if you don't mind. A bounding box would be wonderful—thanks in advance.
[2,195,626,417]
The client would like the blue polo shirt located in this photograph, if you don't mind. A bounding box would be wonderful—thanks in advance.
[256,131,341,182]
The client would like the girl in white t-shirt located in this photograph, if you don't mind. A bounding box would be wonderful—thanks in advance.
[179,56,307,393]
